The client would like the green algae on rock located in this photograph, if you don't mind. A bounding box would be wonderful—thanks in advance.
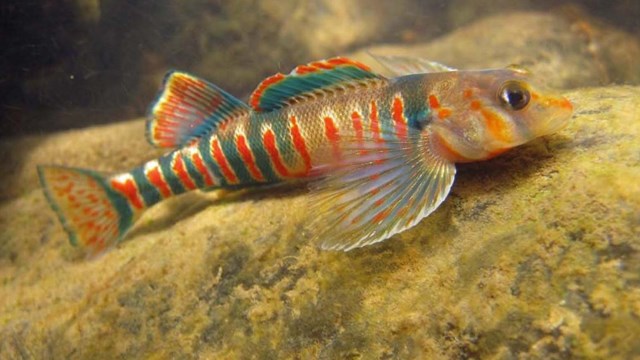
[0,85,638,358]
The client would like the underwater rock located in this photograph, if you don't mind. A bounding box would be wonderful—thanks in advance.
[349,11,640,89]
[0,84,638,358]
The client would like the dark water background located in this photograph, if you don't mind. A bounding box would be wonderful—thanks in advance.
[1,0,638,137]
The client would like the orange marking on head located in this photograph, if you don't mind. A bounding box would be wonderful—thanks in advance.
[470,100,481,111]
[561,98,573,110]
[428,95,440,109]
[481,109,511,143]
[548,97,573,110]
[236,133,266,181]
[463,89,473,99]
[374,199,384,207]
[438,108,452,119]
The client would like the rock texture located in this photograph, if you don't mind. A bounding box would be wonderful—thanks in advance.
[1,87,639,359]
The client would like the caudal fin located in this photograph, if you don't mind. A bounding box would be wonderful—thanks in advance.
[38,165,137,256]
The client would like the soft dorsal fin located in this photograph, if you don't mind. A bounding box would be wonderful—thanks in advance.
[249,57,386,112]
[146,71,250,148]
[369,54,456,76]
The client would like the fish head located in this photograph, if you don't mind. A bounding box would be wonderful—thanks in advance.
[429,67,573,162]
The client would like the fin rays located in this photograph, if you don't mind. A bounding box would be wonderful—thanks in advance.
[308,133,456,251]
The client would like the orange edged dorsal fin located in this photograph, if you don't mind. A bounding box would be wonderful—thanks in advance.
[249,57,386,112]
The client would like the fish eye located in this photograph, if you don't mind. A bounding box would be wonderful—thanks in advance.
[499,81,530,110]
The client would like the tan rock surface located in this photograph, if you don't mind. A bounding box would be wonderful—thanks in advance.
[1,85,638,358]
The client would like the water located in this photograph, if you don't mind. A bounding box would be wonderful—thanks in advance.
[0,1,638,358]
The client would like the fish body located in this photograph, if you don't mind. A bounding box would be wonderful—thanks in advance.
[38,56,573,255]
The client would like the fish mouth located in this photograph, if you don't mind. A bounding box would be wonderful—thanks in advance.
[531,94,574,137]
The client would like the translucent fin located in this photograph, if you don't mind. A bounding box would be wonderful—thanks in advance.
[38,165,139,256]
[308,131,456,251]
[249,57,386,112]
[147,71,250,148]
[370,54,457,76]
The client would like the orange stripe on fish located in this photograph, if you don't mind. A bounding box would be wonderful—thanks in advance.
[351,111,364,142]
[324,116,341,158]
[369,100,383,143]
[289,115,312,175]
[110,173,145,210]
[392,95,408,140]
[236,133,265,182]
[191,151,216,187]
[263,127,293,178]
[210,137,239,184]
[171,152,197,190]
[145,161,172,198]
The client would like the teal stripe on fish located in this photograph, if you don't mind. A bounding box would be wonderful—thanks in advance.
[131,166,162,207]
[219,133,255,184]
[198,136,229,186]
[182,152,207,189]
[247,117,280,182]
[157,152,187,195]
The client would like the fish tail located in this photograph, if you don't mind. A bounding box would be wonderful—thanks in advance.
[38,165,139,256]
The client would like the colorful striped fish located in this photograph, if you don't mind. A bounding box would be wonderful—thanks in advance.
[38,55,573,255]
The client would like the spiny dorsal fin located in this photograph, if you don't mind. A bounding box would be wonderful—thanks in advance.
[249,57,386,112]
[147,71,250,148]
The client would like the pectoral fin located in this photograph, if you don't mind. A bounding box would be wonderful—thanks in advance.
[308,131,456,251]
